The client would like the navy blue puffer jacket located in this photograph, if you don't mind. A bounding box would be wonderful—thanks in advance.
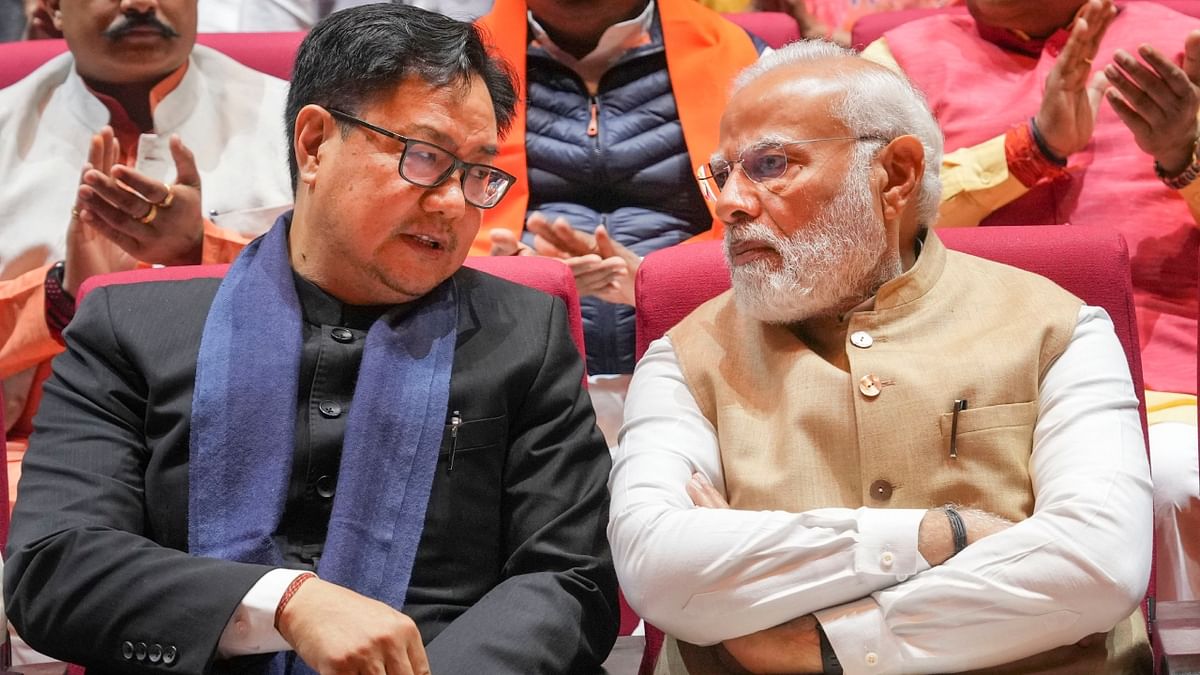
[524,15,765,375]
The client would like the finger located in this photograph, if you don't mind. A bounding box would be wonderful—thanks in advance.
[524,211,550,236]
[548,218,595,257]
[78,209,141,254]
[564,254,607,274]
[87,133,104,171]
[112,164,172,205]
[1106,88,1155,140]
[78,187,155,242]
[83,168,153,217]
[169,134,201,187]
[1055,18,1095,89]
[1104,61,1163,119]
[1138,43,1198,100]
[406,635,431,675]
[1183,29,1200,85]
[384,653,414,675]
[595,224,618,259]
[687,472,729,509]
[1112,49,1177,112]
[488,228,518,256]
[1087,70,1109,121]
[532,234,568,258]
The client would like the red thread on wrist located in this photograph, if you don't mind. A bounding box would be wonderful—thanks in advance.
[1005,123,1069,188]
[274,572,317,631]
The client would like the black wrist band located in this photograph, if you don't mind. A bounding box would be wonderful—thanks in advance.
[44,260,76,344]
[817,621,843,674]
[1029,117,1068,167]
[945,505,968,556]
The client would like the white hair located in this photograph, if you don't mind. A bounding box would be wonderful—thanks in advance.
[731,40,944,225]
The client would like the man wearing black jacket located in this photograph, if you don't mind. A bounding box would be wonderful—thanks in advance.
[4,5,617,674]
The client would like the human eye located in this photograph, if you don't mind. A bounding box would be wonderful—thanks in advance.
[746,150,789,181]
[403,142,450,178]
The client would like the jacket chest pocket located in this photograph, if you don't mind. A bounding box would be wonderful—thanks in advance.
[438,414,507,470]
[937,401,1038,518]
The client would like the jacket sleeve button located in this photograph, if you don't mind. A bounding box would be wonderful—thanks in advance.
[121,641,134,660]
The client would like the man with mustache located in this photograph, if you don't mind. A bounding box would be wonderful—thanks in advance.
[5,4,616,673]
[611,41,1153,673]
[0,0,293,488]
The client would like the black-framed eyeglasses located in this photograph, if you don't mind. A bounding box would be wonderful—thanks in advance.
[695,136,887,199]
[328,108,516,209]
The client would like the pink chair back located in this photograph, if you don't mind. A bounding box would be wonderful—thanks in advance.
[850,0,1200,49]
[723,11,802,48]
[76,257,586,363]
[632,225,1152,675]
[0,32,305,89]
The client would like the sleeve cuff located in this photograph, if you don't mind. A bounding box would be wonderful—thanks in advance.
[855,507,930,582]
[815,597,904,675]
[216,568,308,658]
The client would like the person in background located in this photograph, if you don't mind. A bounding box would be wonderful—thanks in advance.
[862,0,1200,601]
[482,0,763,445]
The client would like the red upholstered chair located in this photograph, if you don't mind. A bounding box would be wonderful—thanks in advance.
[631,225,1154,675]
[723,11,803,48]
[0,32,305,89]
[849,0,1200,49]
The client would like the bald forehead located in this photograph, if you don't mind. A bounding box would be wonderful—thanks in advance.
[720,62,853,145]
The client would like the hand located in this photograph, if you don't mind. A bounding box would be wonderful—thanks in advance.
[277,577,431,675]
[24,0,61,39]
[1104,31,1200,175]
[720,615,823,675]
[527,214,642,306]
[77,129,205,266]
[1035,0,1117,158]
[686,471,729,509]
[918,507,1014,566]
[65,130,137,295]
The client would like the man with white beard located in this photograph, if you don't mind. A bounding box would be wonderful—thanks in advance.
[609,41,1154,674]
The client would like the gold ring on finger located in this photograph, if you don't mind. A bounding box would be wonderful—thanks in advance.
[155,184,174,209]
[71,207,81,219]
[1083,58,1094,65]
[138,203,158,225]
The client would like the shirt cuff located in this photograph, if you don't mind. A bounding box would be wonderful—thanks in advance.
[855,507,930,582]
[815,596,903,675]
[216,568,308,658]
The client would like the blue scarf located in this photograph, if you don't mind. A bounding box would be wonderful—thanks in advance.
[188,213,457,673]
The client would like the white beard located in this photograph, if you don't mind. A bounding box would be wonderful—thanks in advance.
[725,157,901,324]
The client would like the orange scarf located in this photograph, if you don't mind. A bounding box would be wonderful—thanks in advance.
[473,0,758,254]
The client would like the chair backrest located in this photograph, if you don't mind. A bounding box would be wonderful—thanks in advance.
[76,257,586,362]
[849,0,1200,49]
[723,11,802,48]
[632,225,1152,675]
[0,32,305,89]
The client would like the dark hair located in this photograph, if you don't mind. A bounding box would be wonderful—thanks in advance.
[283,3,519,190]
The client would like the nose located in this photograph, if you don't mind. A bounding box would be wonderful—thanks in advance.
[119,0,159,14]
[714,167,762,226]
[421,169,469,220]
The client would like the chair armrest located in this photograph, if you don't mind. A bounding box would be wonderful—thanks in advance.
[1154,601,1200,674]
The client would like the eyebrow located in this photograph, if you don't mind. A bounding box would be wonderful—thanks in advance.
[710,133,798,165]
[408,124,499,159]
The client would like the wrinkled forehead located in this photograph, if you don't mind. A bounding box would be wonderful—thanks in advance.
[717,68,850,160]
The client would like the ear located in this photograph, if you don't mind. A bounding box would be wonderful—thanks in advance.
[41,0,63,30]
[293,104,335,189]
[875,135,924,222]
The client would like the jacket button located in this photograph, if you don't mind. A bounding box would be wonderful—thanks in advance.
[163,645,178,665]
[315,474,336,498]
[134,642,148,661]
[858,374,882,397]
[850,331,874,348]
[870,479,894,501]
[331,327,354,343]
[318,400,342,418]
[149,643,163,663]
[121,641,134,660]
